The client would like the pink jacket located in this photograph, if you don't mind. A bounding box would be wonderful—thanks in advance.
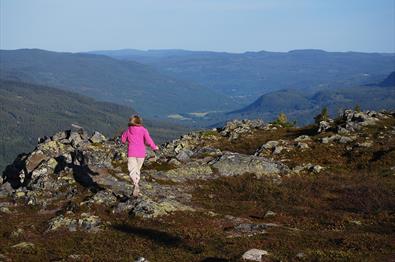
[121,125,158,158]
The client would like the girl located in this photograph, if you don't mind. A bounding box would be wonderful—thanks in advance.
[121,115,159,197]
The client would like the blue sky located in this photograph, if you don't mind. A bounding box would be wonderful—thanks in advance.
[1,0,394,53]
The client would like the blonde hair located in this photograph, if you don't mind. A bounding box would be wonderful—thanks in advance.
[129,115,143,126]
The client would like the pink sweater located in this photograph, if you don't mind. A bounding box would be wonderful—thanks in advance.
[121,126,158,158]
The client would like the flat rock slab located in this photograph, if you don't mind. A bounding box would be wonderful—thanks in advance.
[211,152,289,177]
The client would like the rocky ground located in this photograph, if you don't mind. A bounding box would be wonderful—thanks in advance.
[0,109,394,261]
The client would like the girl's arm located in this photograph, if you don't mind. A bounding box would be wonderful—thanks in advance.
[144,128,158,150]
[121,130,128,144]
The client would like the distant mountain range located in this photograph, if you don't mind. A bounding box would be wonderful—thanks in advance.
[0,49,234,118]
[0,80,189,172]
[220,72,395,125]
[1,48,394,127]
[88,49,395,105]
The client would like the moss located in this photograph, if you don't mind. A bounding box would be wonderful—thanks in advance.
[146,162,176,172]
[111,160,128,173]
[200,130,219,138]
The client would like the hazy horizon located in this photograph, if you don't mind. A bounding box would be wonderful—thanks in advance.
[2,47,395,55]
[1,0,394,53]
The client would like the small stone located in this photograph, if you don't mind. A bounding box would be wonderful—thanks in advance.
[168,158,181,166]
[264,210,276,217]
[312,165,324,173]
[11,242,35,249]
[296,252,305,259]
[262,141,279,149]
[15,191,25,198]
[292,165,305,174]
[349,220,362,226]
[52,131,69,141]
[242,249,269,261]
[321,137,330,144]
[357,141,373,147]
[296,142,309,149]
[339,136,353,144]
[273,146,284,154]
[294,135,311,142]
[0,207,11,214]
[89,131,106,143]
[11,228,24,238]
[337,127,350,135]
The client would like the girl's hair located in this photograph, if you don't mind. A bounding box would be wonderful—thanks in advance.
[129,115,143,126]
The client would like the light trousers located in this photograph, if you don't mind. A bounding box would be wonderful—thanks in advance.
[127,157,145,186]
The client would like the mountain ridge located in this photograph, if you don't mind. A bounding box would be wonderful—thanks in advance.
[0,49,234,117]
[88,48,395,104]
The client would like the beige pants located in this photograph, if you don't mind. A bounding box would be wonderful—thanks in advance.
[127,157,145,186]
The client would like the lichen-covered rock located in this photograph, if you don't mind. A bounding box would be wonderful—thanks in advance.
[89,190,118,206]
[89,131,107,143]
[175,149,193,162]
[78,213,102,232]
[193,146,222,158]
[211,152,289,178]
[52,130,70,141]
[163,162,213,182]
[0,183,14,197]
[47,215,78,232]
[47,213,102,232]
[113,196,193,218]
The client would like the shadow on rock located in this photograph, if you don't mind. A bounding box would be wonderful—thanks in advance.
[2,153,29,189]
[55,153,103,192]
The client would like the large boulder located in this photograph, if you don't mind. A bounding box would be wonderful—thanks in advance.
[211,152,289,178]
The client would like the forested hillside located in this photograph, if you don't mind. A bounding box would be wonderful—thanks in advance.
[0,49,234,117]
[0,80,188,172]
[90,49,395,104]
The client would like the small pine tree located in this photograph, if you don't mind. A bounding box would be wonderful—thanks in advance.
[277,112,288,125]
[354,104,361,112]
[314,107,329,124]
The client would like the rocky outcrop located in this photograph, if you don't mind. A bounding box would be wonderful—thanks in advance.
[219,119,268,140]
[339,110,385,132]
[1,109,392,234]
